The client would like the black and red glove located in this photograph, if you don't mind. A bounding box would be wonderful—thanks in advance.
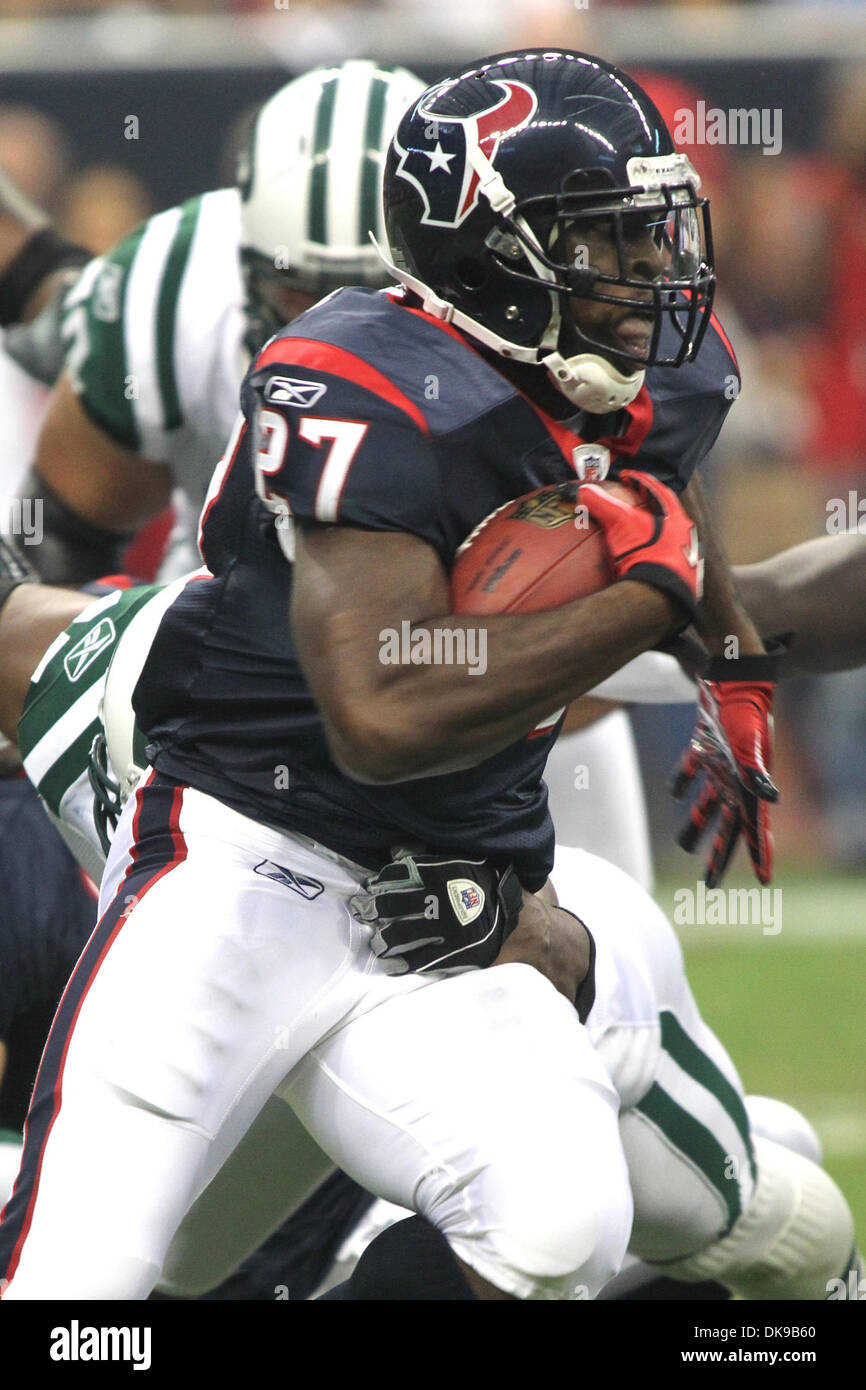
[672,648,780,887]
[579,468,703,628]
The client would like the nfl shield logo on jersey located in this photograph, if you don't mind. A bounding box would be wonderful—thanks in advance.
[447,878,485,926]
[572,445,611,483]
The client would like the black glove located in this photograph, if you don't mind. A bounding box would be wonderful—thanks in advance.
[350,848,523,975]
[0,531,38,615]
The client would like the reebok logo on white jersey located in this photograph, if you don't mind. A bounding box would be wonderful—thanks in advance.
[50,1320,151,1370]
[264,376,327,408]
[64,618,116,682]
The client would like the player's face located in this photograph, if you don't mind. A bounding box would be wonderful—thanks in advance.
[564,214,667,369]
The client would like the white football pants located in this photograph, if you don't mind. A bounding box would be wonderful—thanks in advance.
[545,712,654,890]
[0,774,630,1301]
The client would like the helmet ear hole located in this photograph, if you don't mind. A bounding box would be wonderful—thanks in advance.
[455,257,487,292]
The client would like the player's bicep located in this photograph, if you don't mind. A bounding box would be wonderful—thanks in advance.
[291,521,451,763]
[34,373,172,532]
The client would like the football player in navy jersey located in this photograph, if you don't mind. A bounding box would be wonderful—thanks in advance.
[0,50,782,1302]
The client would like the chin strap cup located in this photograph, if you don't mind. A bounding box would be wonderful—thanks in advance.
[541,350,645,414]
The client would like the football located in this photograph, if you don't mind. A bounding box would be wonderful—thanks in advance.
[451,479,650,616]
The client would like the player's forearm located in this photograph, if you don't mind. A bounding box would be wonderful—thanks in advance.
[681,474,764,658]
[493,889,592,1004]
[736,533,866,676]
[0,584,91,739]
[0,169,49,278]
[24,376,172,585]
[319,581,679,783]
[0,171,90,326]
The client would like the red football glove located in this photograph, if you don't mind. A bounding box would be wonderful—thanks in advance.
[672,649,780,887]
[579,469,703,627]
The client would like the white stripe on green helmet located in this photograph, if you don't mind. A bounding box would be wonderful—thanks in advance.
[238,60,424,295]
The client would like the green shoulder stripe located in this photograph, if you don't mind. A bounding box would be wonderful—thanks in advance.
[18,586,162,818]
[37,724,100,820]
[155,194,205,433]
[66,221,148,451]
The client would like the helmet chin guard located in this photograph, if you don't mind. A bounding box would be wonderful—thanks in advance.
[540,350,645,414]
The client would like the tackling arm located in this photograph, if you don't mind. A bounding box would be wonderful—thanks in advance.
[681,472,764,658]
[736,532,866,676]
[0,166,89,341]
[20,374,173,585]
[0,582,91,741]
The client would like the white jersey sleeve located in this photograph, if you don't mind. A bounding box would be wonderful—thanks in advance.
[17,584,166,882]
[587,649,697,704]
[61,189,247,578]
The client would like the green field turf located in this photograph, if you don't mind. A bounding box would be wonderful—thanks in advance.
[656,869,866,1242]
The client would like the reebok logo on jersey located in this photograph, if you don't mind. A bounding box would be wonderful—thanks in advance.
[64,618,116,683]
[253,859,324,899]
[447,879,485,926]
[264,376,328,408]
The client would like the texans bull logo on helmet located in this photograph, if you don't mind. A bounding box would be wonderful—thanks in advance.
[394,79,537,229]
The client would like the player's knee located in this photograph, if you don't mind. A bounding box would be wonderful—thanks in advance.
[499,1187,631,1295]
[745,1094,822,1165]
[449,1150,632,1300]
[662,1136,856,1300]
[622,1106,750,1262]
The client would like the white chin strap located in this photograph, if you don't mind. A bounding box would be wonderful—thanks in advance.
[540,350,645,414]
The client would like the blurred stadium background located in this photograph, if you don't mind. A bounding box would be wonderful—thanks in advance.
[0,0,863,1255]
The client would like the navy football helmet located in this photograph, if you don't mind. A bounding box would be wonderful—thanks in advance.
[381,50,715,413]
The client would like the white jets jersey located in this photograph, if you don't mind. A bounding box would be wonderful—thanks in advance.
[61,188,248,579]
[18,584,165,883]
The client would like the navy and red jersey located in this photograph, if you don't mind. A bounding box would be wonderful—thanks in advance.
[133,286,738,888]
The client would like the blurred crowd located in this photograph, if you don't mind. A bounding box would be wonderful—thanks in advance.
[1,0,864,12]
[0,12,864,864]
[639,63,866,869]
